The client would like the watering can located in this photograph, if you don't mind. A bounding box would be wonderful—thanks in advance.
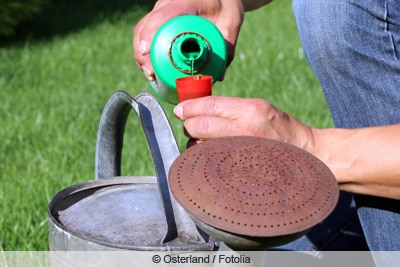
[48,90,340,266]
[48,91,214,251]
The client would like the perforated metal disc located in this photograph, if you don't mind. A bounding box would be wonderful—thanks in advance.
[169,136,339,237]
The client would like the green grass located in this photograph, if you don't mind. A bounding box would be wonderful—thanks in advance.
[0,0,332,251]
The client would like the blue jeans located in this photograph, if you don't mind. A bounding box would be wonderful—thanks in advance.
[275,0,400,258]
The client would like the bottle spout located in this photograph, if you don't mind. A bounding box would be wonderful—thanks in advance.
[170,33,210,74]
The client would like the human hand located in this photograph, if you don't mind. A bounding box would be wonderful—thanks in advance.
[133,0,244,81]
[173,96,316,151]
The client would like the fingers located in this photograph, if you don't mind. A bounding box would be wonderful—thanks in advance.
[174,96,317,152]
[133,14,153,80]
[183,116,241,140]
[174,96,255,120]
[174,96,271,140]
[133,9,178,81]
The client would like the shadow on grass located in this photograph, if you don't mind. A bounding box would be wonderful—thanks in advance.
[1,0,156,46]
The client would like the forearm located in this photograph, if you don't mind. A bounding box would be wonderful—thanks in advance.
[311,125,400,200]
[241,0,273,11]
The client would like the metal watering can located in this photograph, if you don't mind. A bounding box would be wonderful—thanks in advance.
[48,91,214,251]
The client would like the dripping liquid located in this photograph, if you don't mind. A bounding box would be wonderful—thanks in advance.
[190,57,195,76]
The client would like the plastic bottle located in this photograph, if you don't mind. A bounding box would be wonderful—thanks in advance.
[150,15,227,104]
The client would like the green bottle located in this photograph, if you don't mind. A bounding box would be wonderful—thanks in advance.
[150,15,227,104]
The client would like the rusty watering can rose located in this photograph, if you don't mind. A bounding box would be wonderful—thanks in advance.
[168,136,339,249]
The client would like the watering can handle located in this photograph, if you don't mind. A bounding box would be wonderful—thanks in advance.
[94,91,208,245]
[94,91,180,180]
[95,91,132,179]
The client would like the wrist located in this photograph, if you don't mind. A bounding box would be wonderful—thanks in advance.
[309,128,355,184]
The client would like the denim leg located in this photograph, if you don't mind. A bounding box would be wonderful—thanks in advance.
[293,0,400,127]
[292,0,400,254]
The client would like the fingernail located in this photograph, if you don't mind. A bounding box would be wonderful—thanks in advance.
[139,40,147,55]
[173,105,183,119]
[142,65,154,81]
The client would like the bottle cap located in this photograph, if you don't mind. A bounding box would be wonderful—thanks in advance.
[176,75,212,102]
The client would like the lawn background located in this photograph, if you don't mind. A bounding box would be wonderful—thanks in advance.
[0,0,332,250]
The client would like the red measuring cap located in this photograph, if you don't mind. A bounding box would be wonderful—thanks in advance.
[176,75,212,102]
